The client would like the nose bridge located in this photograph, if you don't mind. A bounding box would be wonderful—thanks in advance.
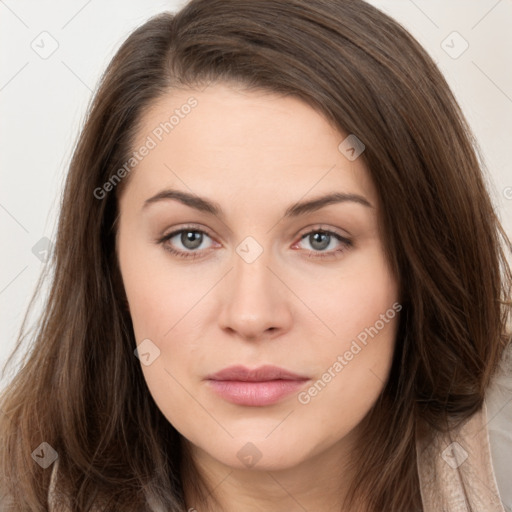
[231,237,277,307]
[217,235,291,339]
[233,239,273,293]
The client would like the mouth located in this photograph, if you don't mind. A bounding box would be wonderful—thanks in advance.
[205,365,310,406]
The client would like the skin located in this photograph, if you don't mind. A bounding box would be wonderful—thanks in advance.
[116,82,400,512]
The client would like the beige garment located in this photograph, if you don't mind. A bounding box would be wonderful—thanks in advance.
[416,342,512,512]
[48,459,71,512]
[486,355,512,510]
[416,400,506,512]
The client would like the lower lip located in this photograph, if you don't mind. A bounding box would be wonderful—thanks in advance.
[207,379,309,406]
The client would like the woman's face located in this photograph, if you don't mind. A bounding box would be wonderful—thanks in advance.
[117,82,400,473]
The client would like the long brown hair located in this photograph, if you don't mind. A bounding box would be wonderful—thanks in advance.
[1,0,511,510]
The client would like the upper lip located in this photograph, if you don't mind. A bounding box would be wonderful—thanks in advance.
[206,365,309,382]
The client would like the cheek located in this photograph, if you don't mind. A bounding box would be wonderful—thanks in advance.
[119,235,205,341]
[296,239,399,356]
[118,239,213,433]
[294,244,399,427]
[294,308,398,456]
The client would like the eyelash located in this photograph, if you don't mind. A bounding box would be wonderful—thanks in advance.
[157,224,352,260]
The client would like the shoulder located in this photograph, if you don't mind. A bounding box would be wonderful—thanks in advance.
[485,341,512,511]
[416,342,512,512]
[47,459,165,511]
[0,457,64,511]
[48,457,66,511]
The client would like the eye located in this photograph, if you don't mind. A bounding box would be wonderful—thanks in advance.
[157,225,352,260]
[292,228,352,259]
[158,225,218,260]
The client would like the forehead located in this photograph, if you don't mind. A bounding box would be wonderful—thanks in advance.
[123,82,377,210]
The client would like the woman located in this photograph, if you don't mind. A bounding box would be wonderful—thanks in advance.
[1,0,511,510]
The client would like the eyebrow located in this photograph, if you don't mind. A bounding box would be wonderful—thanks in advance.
[142,189,373,217]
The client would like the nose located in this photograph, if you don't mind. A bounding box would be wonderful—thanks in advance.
[217,248,293,342]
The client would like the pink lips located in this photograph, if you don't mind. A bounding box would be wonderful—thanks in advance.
[205,365,310,406]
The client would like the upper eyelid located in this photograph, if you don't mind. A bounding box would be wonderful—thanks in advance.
[162,224,349,240]
[162,224,215,242]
